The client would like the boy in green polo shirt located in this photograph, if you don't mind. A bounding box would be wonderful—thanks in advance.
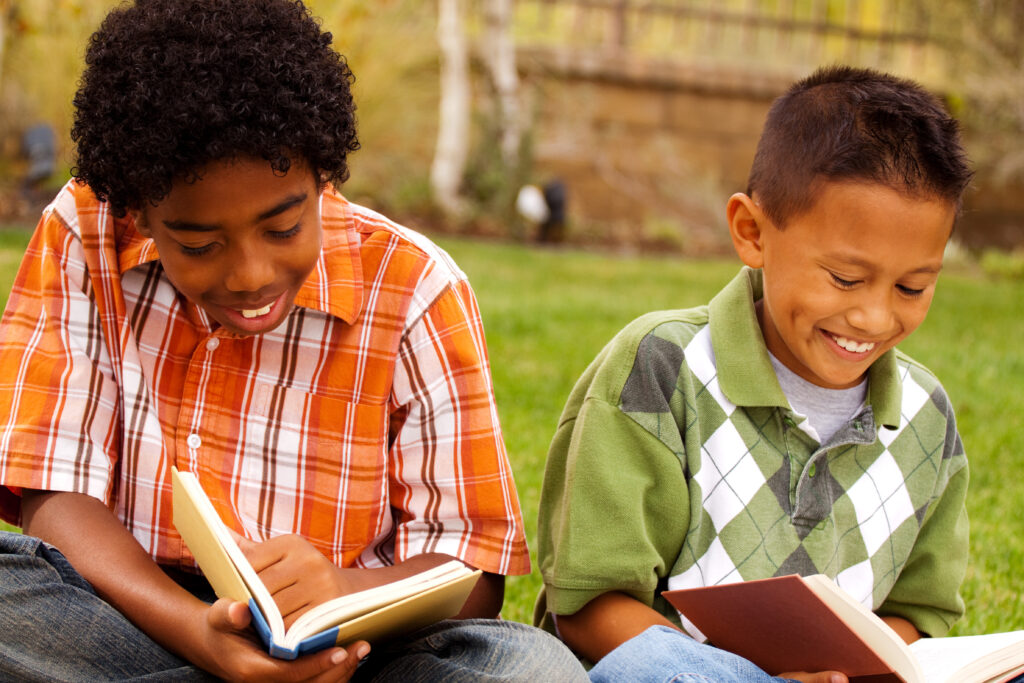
[535,65,973,683]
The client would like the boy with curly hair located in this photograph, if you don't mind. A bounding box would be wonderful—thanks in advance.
[535,66,973,683]
[0,1,586,681]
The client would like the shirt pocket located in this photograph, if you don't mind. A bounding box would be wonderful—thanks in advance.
[234,382,389,563]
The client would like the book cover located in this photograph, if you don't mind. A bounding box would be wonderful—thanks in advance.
[663,574,918,682]
[663,575,1024,683]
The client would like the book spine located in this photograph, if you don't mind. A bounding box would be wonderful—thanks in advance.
[248,598,341,660]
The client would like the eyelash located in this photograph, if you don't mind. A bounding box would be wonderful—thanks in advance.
[897,284,925,297]
[830,273,858,289]
[830,273,926,297]
[178,224,300,256]
[181,243,214,257]
[270,224,301,240]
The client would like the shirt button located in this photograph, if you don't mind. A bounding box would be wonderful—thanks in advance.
[206,338,220,351]
[186,433,202,449]
[808,462,817,478]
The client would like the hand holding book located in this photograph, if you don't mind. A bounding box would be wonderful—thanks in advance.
[235,533,459,632]
[171,468,481,659]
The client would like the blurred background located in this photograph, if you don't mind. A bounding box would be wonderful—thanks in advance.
[1,0,1023,257]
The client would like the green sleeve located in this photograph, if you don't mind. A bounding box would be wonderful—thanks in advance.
[877,462,969,637]
[536,387,690,619]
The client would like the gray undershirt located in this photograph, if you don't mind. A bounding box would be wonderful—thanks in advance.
[769,353,868,445]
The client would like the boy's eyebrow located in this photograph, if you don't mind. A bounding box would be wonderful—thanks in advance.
[162,192,309,232]
[826,254,943,275]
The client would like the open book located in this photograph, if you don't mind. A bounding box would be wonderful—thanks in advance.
[171,468,481,660]
[663,574,1024,683]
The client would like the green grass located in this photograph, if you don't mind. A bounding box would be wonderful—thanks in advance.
[1,228,1022,635]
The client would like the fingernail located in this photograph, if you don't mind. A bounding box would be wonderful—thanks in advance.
[357,644,371,659]
[330,650,348,665]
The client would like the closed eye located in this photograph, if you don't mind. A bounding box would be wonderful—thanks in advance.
[830,273,859,289]
[269,223,301,240]
[181,243,215,257]
[897,284,926,297]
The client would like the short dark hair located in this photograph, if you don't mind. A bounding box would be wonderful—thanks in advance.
[747,65,972,227]
[71,0,360,216]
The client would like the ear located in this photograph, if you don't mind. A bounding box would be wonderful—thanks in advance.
[727,193,768,269]
[128,207,152,238]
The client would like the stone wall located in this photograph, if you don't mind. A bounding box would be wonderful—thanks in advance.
[518,47,1024,253]
[518,47,796,253]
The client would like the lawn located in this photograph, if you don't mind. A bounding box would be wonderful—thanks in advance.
[0,228,1022,635]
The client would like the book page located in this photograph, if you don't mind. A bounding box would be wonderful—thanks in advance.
[909,631,1024,683]
[287,565,480,648]
[287,560,474,643]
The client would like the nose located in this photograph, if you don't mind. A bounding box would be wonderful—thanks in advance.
[846,289,897,336]
[224,245,275,294]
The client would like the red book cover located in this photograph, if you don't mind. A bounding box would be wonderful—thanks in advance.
[663,575,910,682]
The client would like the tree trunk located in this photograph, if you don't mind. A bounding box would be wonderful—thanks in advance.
[0,1,8,95]
[482,0,520,168]
[431,0,470,217]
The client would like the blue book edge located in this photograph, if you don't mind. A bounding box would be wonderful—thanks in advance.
[248,597,341,660]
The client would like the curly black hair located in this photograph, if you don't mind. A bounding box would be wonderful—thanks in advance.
[71,0,360,216]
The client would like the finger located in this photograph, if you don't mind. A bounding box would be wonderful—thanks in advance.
[307,642,370,683]
[207,598,252,632]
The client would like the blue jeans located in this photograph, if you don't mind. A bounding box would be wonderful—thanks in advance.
[589,625,798,683]
[0,531,587,682]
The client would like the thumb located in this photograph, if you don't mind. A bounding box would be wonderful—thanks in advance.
[207,597,253,633]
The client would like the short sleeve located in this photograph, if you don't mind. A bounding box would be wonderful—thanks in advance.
[387,278,529,575]
[537,340,691,619]
[0,207,120,524]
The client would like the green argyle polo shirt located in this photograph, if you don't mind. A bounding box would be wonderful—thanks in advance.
[536,267,968,639]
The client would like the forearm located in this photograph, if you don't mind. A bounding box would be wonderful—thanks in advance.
[554,591,681,663]
[21,490,209,660]
[881,615,922,644]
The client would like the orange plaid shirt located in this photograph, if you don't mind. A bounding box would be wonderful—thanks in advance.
[0,180,529,575]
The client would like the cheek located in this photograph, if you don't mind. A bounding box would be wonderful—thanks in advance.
[897,299,934,337]
[289,235,322,281]
[161,256,215,300]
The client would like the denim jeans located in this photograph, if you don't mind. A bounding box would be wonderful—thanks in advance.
[0,531,587,682]
[589,625,799,683]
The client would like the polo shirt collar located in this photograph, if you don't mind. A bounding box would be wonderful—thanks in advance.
[115,190,364,325]
[708,267,901,429]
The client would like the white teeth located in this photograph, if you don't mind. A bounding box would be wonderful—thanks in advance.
[240,304,272,319]
[832,335,876,353]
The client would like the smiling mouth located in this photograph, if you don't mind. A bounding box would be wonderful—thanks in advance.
[239,304,272,319]
[830,334,876,354]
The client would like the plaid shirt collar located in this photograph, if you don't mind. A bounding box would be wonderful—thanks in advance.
[112,189,365,325]
[709,266,902,429]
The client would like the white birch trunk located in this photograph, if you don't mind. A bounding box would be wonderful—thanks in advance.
[482,0,520,168]
[431,0,470,217]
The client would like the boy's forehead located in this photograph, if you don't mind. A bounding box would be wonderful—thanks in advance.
[770,181,954,265]
[785,180,956,231]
